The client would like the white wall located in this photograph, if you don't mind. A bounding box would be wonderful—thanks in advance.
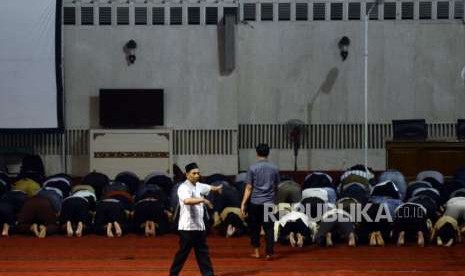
[59,3,465,174]
[64,20,465,126]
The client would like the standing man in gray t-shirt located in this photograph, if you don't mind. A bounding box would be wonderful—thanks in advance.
[240,143,280,259]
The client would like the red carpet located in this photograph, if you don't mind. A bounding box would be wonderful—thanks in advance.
[0,234,465,275]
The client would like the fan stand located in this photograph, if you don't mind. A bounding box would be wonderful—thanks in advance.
[290,127,301,172]
[286,119,304,172]
[293,141,299,172]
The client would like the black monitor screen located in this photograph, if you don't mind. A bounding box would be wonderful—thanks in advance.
[99,89,164,128]
[392,119,427,140]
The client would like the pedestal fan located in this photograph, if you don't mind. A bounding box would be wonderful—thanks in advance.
[285,119,305,171]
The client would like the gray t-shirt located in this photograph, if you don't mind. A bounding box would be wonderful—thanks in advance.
[246,159,280,205]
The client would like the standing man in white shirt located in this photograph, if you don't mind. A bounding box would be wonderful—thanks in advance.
[169,162,222,276]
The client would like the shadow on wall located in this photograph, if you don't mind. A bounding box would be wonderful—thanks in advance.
[319,67,339,95]
[306,67,339,168]
[308,67,339,111]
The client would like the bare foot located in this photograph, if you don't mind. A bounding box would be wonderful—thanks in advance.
[2,223,9,237]
[326,232,333,247]
[250,248,260,258]
[348,232,356,247]
[106,222,114,238]
[38,225,47,238]
[151,221,157,237]
[226,224,236,238]
[437,237,443,246]
[289,232,296,247]
[75,222,83,237]
[369,232,377,246]
[444,239,454,247]
[152,221,158,236]
[165,210,173,221]
[66,221,73,237]
[460,226,465,234]
[114,221,122,237]
[30,224,40,238]
[144,222,150,237]
[147,221,156,236]
[376,232,385,246]
[417,231,424,247]
[296,233,304,248]
[397,231,405,246]
[445,238,454,247]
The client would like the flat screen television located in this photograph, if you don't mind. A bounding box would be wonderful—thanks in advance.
[392,119,427,140]
[99,89,164,128]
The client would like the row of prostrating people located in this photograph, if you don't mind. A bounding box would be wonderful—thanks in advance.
[272,165,465,247]
[0,170,174,238]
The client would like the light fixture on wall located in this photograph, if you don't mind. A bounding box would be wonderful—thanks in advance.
[461,65,465,83]
[123,40,137,65]
[338,36,350,61]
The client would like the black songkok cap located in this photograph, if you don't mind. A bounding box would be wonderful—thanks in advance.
[185,162,199,173]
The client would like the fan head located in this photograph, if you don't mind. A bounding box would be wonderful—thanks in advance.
[285,119,305,144]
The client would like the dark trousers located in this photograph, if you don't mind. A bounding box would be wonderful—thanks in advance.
[16,196,59,235]
[169,230,214,276]
[133,200,169,234]
[60,197,92,225]
[0,202,15,226]
[393,203,429,241]
[221,213,245,236]
[94,201,127,235]
[280,218,312,244]
[248,203,274,255]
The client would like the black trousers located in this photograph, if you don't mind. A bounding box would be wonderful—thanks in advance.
[94,201,127,235]
[0,202,15,226]
[59,197,92,225]
[279,218,312,245]
[248,203,274,255]
[133,200,169,234]
[169,230,214,276]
